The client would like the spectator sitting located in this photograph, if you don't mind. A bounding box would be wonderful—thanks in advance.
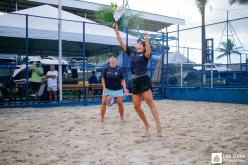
[88,71,98,84]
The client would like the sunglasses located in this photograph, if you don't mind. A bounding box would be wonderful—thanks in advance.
[137,39,144,44]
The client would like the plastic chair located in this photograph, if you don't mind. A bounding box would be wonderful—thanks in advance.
[30,84,46,103]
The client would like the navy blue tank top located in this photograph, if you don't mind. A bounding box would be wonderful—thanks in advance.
[102,65,124,90]
[125,47,149,75]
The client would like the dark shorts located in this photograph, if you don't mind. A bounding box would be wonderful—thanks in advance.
[31,82,41,91]
[132,75,152,95]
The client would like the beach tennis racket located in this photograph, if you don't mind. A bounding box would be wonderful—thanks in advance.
[106,95,115,106]
[113,5,126,22]
[112,5,126,28]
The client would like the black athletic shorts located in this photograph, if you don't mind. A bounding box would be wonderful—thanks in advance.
[31,82,41,91]
[132,75,152,95]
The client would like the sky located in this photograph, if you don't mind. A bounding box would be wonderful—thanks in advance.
[84,0,248,64]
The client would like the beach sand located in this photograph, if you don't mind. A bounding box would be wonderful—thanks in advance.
[0,100,247,165]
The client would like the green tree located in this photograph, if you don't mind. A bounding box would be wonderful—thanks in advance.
[217,39,241,64]
[230,0,248,4]
[96,3,119,26]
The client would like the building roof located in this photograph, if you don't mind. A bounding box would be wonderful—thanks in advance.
[0,0,185,31]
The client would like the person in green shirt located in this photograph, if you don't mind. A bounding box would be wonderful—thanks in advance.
[30,61,44,94]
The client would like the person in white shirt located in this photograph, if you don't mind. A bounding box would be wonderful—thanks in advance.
[46,65,58,102]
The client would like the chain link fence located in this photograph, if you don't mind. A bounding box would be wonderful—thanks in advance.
[0,11,247,107]
[166,16,248,88]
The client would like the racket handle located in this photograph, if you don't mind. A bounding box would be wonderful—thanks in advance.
[113,23,117,29]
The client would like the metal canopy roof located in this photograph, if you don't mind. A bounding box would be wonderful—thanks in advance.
[0,0,185,32]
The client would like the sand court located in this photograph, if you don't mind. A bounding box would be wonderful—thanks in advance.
[0,100,247,165]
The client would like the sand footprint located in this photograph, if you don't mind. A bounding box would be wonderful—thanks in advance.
[134,137,150,144]
[101,132,113,135]
[16,158,27,163]
[0,129,8,132]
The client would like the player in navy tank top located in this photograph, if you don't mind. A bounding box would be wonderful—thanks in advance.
[100,54,129,123]
[113,23,162,137]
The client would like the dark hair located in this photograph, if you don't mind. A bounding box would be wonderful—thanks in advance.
[109,54,117,58]
[92,70,95,74]
[137,39,146,47]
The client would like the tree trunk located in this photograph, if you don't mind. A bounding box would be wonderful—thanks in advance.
[201,7,206,85]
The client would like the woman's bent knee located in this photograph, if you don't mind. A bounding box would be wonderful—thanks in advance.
[133,104,141,111]
[102,101,107,106]
[117,101,123,106]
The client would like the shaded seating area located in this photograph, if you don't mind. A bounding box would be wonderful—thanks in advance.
[0,5,137,107]
[63,83,102,101]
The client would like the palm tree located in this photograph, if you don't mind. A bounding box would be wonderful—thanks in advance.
[96,2,143,31]
[196,0,208,84]
[217,39,241,64]
[196,0,208,64]
[230,0,248,4]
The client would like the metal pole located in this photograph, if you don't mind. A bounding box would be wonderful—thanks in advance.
[166,27,169,87]
[177,24,179,51]
[161,32,165,97]
[82,22,86,102]
[180,62,183,87]
[211,64,213,88]
[187,47,189,63]
[203,64,206,86]
[15,0,18,11]
[25,14,29,104]
[240,54,242,72]
[246,54,248,72]
[122,0,125,31]
[125,27,128,89]
[227,11,229,72]
[58,0,63,102]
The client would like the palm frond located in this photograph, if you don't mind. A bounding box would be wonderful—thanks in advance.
[217,48,227,53]
[195,0,208,13]
[231,50,242,55]
[96,6,116,26]
[216,53,227,59]
[217,39,242,62]
[230,0,248,5]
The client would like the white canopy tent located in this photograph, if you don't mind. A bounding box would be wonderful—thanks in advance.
[0,5,137,56]
[152,51,195,83]
[164,51,195,64]
[0,5,138,102]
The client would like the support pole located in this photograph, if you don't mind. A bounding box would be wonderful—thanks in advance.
[227,11,229,71]
[166,27,169,88]
[25,14,29,104]
[211,64,213,88]
[58,0,63,102]
[82,22,86,102]
[161,32,165,97]
[177,24,180,51]
[180,62,183,87]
